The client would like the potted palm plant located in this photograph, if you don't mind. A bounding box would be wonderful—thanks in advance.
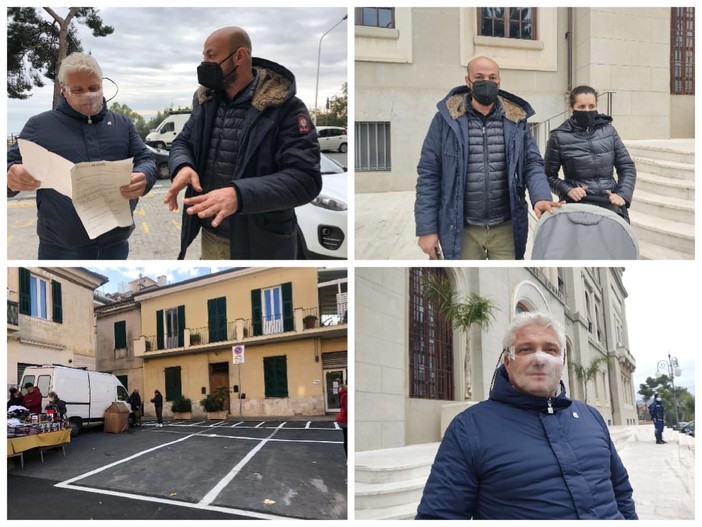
[171,396,192,420]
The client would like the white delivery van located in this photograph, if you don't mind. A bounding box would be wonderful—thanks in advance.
[20,365,132,436]
[145,112,191,149]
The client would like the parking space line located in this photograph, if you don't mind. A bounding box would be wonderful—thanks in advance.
[254,422,265,428]
[54,484,290,520]
[199,422,286,507]
[334,422,340,429]
[229,421,244,427]
[305,421,311,429]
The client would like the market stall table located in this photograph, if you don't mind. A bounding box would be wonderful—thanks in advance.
[7,429,71,468]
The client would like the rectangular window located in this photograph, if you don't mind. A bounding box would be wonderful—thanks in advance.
[263,356,288,398]
[409,268,454,400]
[479,7,536,40]
[164,366,182,401]
[114,320,127,350]
[116,375,128,391]
[157,306,185,350]
[670,7,695,95]
[18,269,62,323]
[29,275,48,319]
[356,122,391,171]
[252,284,293,336]
[208,297,228,343]
[355,7,395,29]
[263,286,283,335]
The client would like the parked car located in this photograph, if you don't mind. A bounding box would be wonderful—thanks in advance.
[146,144,171,179]
[674,421,690,431]
[682,421,694,436]
[316,126,347,153]
[296,153,347,259]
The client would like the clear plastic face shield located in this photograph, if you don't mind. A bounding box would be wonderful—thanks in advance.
[62,76,118,116]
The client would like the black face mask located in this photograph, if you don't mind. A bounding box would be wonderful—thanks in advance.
[197,51,237,91]
[470,80,499,106]
[573,110,598,129]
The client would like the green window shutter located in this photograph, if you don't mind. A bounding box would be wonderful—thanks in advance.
[114,320,127,349]
[156,309,164,350]
[177,305,186,348]
[18,268,31,315]
[208,297,227,343]
[263,355,288,398]
[282,282,293,332]
[164,366,182,401]
[51,280,63,323]
[251,289,262,336]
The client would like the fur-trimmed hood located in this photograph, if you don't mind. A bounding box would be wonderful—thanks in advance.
[440,84,535,124]
[195,57,297,111]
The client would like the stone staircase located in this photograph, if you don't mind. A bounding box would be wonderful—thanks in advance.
[355,442,438,520]
[624,139,695,259]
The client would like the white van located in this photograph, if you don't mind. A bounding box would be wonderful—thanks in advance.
[145,112,191,149]
[20,365,132,436]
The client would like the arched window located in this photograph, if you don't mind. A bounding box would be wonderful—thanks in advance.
[409,268,454,400]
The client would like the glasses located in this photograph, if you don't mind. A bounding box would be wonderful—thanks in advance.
[511,346,563,357]
[65,85,102,96]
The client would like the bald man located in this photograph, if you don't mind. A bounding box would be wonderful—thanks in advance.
[415,56,562,260]
[166,27,322,259]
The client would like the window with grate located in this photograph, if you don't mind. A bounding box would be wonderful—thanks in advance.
[409,268,454,400]
[355,7,395,28]
[670,7,695,95]
[355,122,391,171]
[479,7,536,40]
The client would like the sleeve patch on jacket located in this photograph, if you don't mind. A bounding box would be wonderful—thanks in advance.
[296,114,312,135]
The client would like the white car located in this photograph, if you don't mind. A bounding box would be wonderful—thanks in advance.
[316,126,348,153]
[296,154,347,259]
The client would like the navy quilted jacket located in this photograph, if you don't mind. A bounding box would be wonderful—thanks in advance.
[416,366,638,520]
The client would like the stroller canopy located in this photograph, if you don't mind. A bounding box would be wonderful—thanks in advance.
[532,203,639,260]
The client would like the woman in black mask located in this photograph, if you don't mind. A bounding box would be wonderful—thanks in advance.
[544,85,636,222]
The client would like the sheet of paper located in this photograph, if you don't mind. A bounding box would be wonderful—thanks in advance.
[17,138,135,239]
[71,159,134,240]
[17,138,74,198]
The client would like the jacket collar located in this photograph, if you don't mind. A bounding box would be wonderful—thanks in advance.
[489,364,572,412]
[441,84,535,124]
[56,94,108,123]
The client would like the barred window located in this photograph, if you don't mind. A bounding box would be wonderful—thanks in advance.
[356,121,391,171]
[671,7,695,95]
[355,7,395,29]
[479,7,536,40]
[409,268,454,400]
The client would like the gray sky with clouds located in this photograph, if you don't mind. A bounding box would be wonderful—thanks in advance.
[7,6,348,134]
[88,265,233,295]
[623,264,696,398]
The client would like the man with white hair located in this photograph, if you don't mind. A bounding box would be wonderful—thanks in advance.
[416,312,637,519]
[7,52,157,259]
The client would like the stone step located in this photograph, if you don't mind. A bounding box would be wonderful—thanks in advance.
[631,156,694,181]
[624,140,695,165]
[355,502,418,520]
[631,189,694,225]
[355,443,438,484]
[355,477,427,510]
[629,210,695,255]
[636,239,694,260]
[635,172,695,201]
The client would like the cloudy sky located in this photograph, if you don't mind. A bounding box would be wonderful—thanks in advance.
[623,264,696,397]
[6,6,348,134]
[88,265,233,295]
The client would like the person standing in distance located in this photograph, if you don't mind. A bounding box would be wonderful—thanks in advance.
[165,26,321,259]
[415,56,561,260]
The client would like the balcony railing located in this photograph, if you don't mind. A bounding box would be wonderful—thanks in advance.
[139,304,348,353]
[7,300,19,327]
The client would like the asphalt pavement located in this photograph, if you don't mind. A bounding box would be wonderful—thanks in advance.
[7,418,347,520]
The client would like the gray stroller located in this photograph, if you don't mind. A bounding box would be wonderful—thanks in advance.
[531,201,639,260]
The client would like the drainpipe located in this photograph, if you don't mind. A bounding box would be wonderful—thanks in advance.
[567,7,574,93]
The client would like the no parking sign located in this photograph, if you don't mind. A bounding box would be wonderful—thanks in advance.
[233,345,245,364]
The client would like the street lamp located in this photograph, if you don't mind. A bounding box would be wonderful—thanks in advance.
[314,14,347,125]
[656,351,682,424]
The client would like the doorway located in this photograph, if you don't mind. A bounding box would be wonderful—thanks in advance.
[324,369,346,412]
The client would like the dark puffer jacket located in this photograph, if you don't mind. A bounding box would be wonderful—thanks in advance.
[415,86,553,260]
[7,96,157,249]
[169,57,321,260]
[416,366,638,520]
[544,115,636,216]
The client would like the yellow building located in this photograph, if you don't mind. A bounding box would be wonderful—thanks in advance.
[122,268,347,418]
[6,267,108,386]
